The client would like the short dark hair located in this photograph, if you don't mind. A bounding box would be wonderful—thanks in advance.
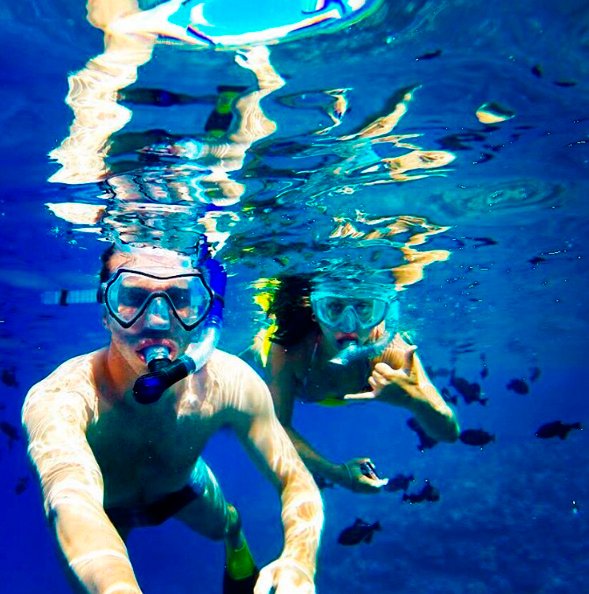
[268,275,320,347]
[99,244,117,285]
[97,244,117,302]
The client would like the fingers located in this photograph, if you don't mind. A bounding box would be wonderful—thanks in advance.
[345,458,389,492]
[343,390,377,400]
[255,561,315,594]
[404,345,417,370]
[274,581,314,594]
[354,475,388,493]
[370,364,401,389]
[373,358,413,379]
[254,566,275,594]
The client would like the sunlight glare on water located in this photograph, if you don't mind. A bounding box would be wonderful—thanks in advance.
[0,0,588,593]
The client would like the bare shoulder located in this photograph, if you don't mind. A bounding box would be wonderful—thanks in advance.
[22,350,101,428]
[203,349,272,414]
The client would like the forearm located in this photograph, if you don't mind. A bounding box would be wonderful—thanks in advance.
[286,426,348,485]
[278,455,324,575]
[53,502,141,594]
[405,382,460,442]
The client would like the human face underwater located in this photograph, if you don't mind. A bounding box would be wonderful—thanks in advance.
[310,282,397,349]
[103,247,213,369]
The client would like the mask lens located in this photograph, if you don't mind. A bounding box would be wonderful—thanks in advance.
[105,270,212,329]
[312,292,390,330]
[322,298,347,324]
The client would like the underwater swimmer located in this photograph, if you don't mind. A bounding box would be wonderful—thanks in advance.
[23,244,323,594]
[261,276,460,493]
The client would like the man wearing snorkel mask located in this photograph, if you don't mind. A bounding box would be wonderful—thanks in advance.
[261,276,460,494]
[22,245,323,594]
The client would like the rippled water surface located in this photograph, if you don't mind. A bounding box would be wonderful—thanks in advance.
[1,1,588,593]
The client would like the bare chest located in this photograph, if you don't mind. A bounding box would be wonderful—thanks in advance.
[87,396,219,505]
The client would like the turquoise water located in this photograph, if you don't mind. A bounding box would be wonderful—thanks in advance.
[1,1,588,592]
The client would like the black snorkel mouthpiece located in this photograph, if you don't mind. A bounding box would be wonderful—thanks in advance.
[133,345,196,405]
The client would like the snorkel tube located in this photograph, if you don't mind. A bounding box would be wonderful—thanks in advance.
[133,258,227,404]
[329,332,390,366]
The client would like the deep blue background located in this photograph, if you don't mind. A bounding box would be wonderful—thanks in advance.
[1,1,588,592]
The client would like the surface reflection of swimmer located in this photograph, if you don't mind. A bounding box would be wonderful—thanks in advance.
[250,274,460,494]
[135,46,285,205]
[50,0,284,193]
[23,243,323,594]
[265,84,456,199]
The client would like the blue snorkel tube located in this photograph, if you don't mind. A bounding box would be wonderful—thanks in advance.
[133,257,227,404]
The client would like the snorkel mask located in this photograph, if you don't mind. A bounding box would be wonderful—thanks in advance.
[310,282,398,365]
[132,256,226,404]
[101,241,227,404]
[103,269,214,331]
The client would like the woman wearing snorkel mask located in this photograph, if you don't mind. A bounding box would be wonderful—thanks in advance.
[256,275,460,494]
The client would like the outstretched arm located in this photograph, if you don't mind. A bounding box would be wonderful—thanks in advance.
[232,363,323,594]
[345,334,460,442]
[268,344,387,493]
[22,361,142,594]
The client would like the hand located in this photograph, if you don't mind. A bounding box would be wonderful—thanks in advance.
[255,558,315,594]
[341,458,389,493]
[343,344,420,407]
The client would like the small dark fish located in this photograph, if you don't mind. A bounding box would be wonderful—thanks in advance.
[535,421,582,440]
[531,64,543,78]
[480,353,488,376]
[1,366,18,388]
[337,518,381,546]
[454,342,476,354]
[0,421,20,445]
[402,480,440,504]
[450,372,487,405]
[529,256,546,266]
[384,473,414,493]
[506,378,529,394]
[529,366,541,382]
[425,366,451,378]
[416,49,442,61]
[312,474,335,490]
[459,429,495,447]
[471,235,497,248]
[15,476,30,495]
[407,417,438,451]
[441,386,458,405]
[553,80,577,87]
[438,133,482,151]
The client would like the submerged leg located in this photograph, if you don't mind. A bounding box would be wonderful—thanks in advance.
[174,460,258,593]
[223,503,258,593]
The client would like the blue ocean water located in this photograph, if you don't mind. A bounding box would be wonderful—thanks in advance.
[0,1,588,593]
